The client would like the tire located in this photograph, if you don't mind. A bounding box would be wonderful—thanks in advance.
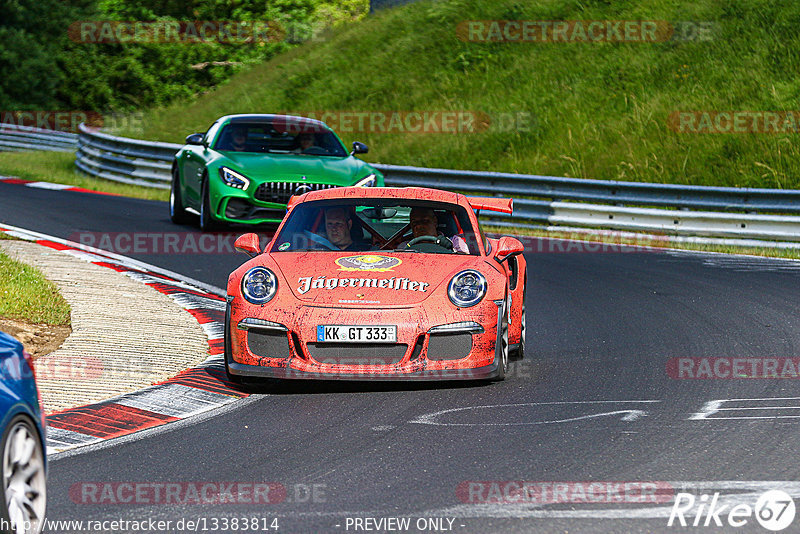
[199,174,218,232]
[492,302,510,381]
[170,165,191,225]
[1,415,46,534]
[223,301,243,385]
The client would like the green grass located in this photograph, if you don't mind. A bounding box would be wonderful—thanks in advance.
[0,151,168,201]
[0,250,71,325]
[114,0,800,190]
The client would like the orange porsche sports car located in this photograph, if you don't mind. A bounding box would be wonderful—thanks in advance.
[224,186,526,382]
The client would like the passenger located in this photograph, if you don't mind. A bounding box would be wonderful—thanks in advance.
[402,207,469,253]
[292,132,316,153]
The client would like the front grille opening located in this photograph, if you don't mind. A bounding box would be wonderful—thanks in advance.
[225,198,286,221]
[307,343,407,366]
[254,182,337,205]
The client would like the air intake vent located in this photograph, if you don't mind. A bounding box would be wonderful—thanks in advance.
[254,182,336,204]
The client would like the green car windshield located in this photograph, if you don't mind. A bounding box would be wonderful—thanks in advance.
[271,200,481,255]
[214,121,348,157]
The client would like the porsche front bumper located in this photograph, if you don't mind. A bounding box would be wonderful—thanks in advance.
[226,300,505,381]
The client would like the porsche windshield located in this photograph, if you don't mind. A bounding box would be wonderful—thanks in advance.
[214,121,348,157]
[271,200,481,255]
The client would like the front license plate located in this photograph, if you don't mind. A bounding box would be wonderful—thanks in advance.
[317,325,397,343]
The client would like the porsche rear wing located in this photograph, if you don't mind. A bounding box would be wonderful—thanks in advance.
[287,192,514,213]
[467,197,513,214]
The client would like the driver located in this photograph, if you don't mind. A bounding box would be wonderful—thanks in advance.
[402,207,469,253]
[324,207,360,251]
[230,126,247,151]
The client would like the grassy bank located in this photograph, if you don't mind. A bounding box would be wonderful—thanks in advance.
[0,249,70,325]
[116,0,800,189]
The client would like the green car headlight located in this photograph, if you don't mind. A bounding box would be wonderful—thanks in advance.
[241,267,277,304]
[354,173,377,187]
[448,270,487,308]
[219,167,251,190]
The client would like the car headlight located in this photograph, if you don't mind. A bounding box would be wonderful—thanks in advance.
[219,167,250,190]
[448,270,487,308]
[354,173,376,187]
[241,267,277,304]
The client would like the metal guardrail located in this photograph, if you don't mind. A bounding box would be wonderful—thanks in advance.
[0,125,78,152]
[9,123,800,241]
[373,164,800,241]
[76,124,178,189]
[374,164,800,214]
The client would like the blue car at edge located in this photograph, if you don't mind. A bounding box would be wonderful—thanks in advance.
[0,332,46,534]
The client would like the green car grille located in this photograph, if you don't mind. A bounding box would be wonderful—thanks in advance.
[254,182,337,204]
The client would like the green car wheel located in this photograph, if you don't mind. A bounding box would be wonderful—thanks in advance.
[170,165,192,225]
[199,175,217,232]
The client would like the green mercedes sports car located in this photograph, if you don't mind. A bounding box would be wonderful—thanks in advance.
[170,114,384,230]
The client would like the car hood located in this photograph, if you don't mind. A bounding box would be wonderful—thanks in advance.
[217,152,368,184]
[270,252,485,306]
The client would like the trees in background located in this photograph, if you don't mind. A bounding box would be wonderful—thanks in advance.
[0,0,368,112]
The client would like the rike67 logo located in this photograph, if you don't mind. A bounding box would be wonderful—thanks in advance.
[668,490,795,531]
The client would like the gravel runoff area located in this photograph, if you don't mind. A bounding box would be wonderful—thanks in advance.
[0,240,210,413]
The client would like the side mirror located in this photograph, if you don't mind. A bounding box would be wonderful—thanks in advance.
[494,236,524,262]
[351,141,368,155]
[185,133,204,145]
[234,233,261,257]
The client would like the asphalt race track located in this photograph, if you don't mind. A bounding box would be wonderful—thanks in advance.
[3,181,800,533]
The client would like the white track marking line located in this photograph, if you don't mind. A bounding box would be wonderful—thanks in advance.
[410,400,660,426]
[25,182,72,190]
[690,397,800,420]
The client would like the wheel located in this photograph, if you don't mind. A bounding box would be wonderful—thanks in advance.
[170,164,191,224]
[1,416,46,534]
[492,303,509,381]
[223,301,242,385]
[199,174,218,232]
